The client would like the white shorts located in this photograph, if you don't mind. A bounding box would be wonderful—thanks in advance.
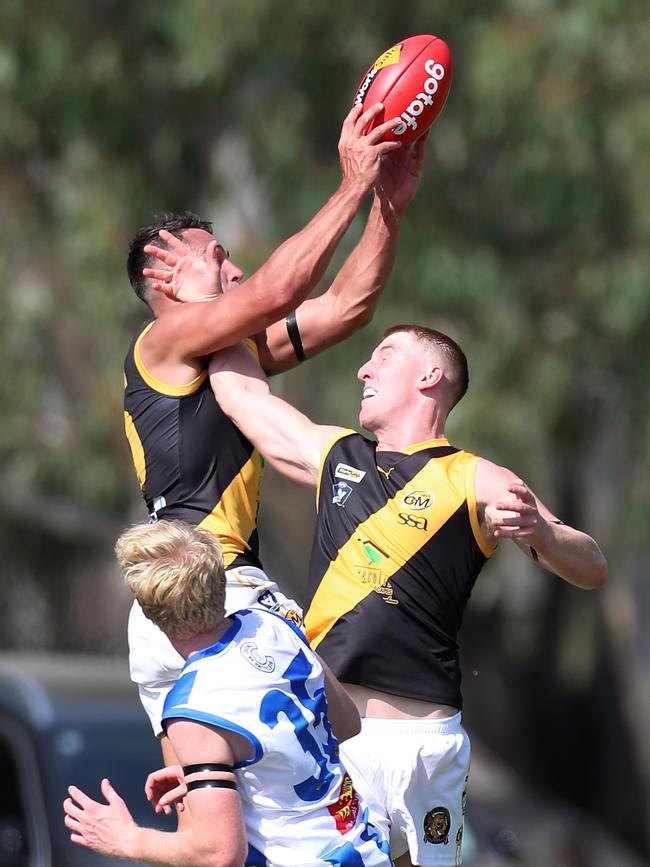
[128,566,303,736]
[339,715,470,867]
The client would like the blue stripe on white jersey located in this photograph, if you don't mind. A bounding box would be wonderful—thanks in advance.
[162,608,390,867]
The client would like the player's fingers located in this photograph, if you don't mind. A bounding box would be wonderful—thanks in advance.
[354,102,385,133]
[63,798,83,820]
[101,778,122,806]
[158,229,188,252]
[375,140,403,155]
[159,783,187,806]
[151,282,175,297]
[340,103,364,136]
[365,116,403,143]
[143,244,176,266]
[67,786,93,809]
[142,268,172,282]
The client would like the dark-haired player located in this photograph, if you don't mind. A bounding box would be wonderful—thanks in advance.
[123,103,427,769]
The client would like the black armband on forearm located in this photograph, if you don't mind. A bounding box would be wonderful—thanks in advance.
[183,763,234,775]
[286,311,306,363]
[531,519,564,561]
[186,779,238,792]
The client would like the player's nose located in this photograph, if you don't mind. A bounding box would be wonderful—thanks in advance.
[357,359,372,381]
[223,259,244,283]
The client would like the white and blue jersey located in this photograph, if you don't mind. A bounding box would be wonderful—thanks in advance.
[162,608,391,867]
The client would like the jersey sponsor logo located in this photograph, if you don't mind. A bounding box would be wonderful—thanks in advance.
[354,566,399,604]
[334,462,366,483]
[397,512,429,530]
[356,565,384,586]
[327,772,360,833]
[332,481,353,506]
[361,539,388,565]
[423,806,451,845]
[401,490,434,511]
[240,640,275,673]
[374,582,399,605]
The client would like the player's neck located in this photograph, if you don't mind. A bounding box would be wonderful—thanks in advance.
[374,416,446,453]
[172,619,230,659]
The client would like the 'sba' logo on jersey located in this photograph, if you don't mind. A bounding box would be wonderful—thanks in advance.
[401,490,434,511]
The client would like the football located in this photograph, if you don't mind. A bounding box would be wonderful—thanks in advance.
[353,34,453,146]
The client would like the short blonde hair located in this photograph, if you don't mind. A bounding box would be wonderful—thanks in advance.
[115,520,225,640]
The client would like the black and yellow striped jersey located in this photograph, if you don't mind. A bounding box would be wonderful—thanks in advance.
[304,430,495,709]
[123,322,263,570]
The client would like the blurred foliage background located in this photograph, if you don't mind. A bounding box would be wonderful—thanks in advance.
[1,0,649,863]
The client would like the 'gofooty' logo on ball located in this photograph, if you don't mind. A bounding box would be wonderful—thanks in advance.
[393,59,446,136]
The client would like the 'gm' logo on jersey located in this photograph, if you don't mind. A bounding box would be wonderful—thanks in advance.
[401,490,433,511]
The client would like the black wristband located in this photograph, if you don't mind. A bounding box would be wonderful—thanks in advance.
[286,310,306,363]
[186,779,237,792]
[183,763,234,775]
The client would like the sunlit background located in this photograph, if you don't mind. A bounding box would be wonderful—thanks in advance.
[1,1,649,864]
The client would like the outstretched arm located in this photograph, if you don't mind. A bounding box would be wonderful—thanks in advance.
[63,722,246,867]
[142,105,403,372]
[475,459,608,589]
[259,135,428,374]
[209,344,344,486]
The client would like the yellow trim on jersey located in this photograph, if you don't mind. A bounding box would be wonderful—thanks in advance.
[242,337,260,360]
[124,410,146,489]
[398,436,450,455]
[464,456,497,558]
[197,451,264,569]
[306,454,470,650]
[133,323,207,396]
[316,429,357,513]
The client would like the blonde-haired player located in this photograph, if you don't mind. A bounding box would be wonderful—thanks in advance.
[64,520,392,867]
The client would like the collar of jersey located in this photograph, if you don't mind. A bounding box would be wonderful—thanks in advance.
[185,613,244,665]
[378,435,450,456]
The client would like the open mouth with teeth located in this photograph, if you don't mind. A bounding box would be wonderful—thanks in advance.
[362,387,377,399]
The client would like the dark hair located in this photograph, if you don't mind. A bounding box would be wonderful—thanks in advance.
[126,211,213,307]
[383,324,469,410]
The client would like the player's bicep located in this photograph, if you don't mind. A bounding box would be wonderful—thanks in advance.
[233,390,340,486]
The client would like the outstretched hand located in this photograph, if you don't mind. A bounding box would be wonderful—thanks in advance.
[338,103,403,193]
[145,764,188,815]
[488,479,546,543]
[63,778,138,858]
[375,132,428,214]
[143,229,222,302]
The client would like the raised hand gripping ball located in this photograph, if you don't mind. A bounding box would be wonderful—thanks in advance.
[353,34,452,145]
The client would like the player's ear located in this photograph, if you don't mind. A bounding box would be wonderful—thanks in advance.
[418,365,443,392]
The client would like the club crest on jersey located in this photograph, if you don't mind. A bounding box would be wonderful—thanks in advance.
[334,463,366,483]
[423,806,451,845]
[332,481,353,506]
[240,640,275,673]
[401,490,434,511]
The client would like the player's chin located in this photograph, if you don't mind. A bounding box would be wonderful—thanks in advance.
[358,405,376,432]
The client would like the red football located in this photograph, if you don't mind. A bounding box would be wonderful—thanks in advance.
[353,34,453,146]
